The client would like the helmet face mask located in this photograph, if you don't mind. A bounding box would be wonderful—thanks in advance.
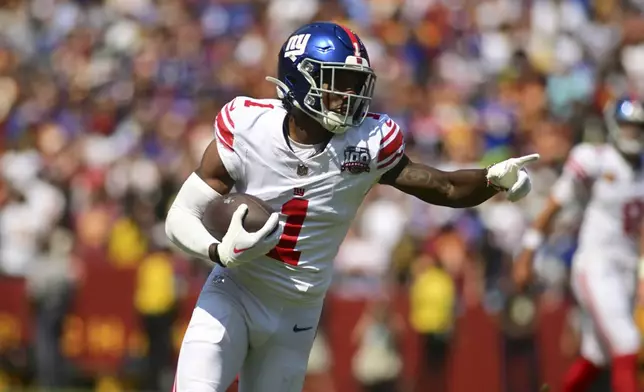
[268,22,376,134]
[616,122,644,153]
[605,99,644,155]
[300,59,376,133]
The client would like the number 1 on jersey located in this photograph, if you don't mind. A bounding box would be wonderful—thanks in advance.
[267,198,309,266]
[244,99,275,109]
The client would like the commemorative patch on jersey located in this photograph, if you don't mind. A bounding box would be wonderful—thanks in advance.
[341,146,371,174]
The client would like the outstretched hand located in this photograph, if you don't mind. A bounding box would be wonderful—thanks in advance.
[487,153,540,202]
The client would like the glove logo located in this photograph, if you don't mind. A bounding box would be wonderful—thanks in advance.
[233,246,251,254]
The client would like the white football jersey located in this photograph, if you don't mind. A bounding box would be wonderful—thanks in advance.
[551,143,644,267]
[213,96,405,302]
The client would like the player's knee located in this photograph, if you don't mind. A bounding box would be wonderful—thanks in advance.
[176,335,244,392]
[610,322,641,357]
[240,373,306,392]
[183,307,230,345]
[175,340,235,392]
[580,334,609,367]
[580,347,608,367]
[240,357,308,392]
[177,301,248,391]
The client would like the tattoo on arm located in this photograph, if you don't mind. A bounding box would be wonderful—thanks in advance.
[380,155,498,208]
[395,163,452,194]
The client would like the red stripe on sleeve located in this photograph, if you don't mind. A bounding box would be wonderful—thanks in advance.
[215,113,234,151]
[377,124,403,162]
[566,159,588,180]
[377,149,404,170]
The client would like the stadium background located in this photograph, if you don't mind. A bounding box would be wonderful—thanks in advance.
[2,0,644,391]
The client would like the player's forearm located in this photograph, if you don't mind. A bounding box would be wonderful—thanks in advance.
[166,206,216,260]
[533,197,561,233]
[441,168,500,207]
[391,162,498,208]
[520,196,562,251]
[165,173,221,261]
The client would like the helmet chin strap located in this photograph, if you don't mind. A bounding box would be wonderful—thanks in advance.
[265,76,348,134]
[321,113,350,134]
[617,138,643,155]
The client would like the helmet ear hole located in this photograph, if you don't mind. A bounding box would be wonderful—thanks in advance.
[284,75,298,101]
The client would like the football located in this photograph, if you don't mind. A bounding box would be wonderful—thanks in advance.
[202,193,276,241]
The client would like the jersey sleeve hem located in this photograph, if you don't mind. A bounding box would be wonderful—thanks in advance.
[563,143,600,181]
[215,141,243,182]
[551,144,599,205]
[214,101,236,152]
[375,116,405,174]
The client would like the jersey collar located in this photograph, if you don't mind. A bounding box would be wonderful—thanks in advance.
[282,114,331,157]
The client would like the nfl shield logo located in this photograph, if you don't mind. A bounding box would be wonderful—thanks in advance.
[297,164,309,176]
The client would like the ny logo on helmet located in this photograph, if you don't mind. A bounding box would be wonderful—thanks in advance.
[284,34,311,60]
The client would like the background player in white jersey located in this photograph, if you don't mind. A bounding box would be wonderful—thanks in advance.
[165,21,540,392]
[513,97,644,392]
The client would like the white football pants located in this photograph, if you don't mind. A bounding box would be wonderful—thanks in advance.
[174,267,323,392]
[570,250,641,365]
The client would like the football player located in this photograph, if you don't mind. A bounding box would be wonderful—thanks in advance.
[166,22,539,392]
[513,97,644,392]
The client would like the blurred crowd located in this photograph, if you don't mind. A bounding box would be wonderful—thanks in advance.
[3,0,644,391]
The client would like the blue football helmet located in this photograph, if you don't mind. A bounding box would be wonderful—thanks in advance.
[604,97,644,154]
[266,22,376,134]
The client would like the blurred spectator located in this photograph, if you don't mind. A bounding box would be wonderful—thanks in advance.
[135,242,178,391]
[351,298,403,392]
[26,227,78,389]
[499,291,540,392]
[358,187,408,262]
[333,224,390,298]
[0,149,65,276]
[305,327,335,392]
[409,252,455,392]
[0,0,643,390]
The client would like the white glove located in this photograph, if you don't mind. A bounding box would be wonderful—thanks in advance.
[486,154,540,202]
[217,204,282,268]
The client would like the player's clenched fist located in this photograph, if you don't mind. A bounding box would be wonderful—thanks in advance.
[486,154,540,202]
[217,204,282,268]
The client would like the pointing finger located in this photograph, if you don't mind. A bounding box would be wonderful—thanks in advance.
[514,153,540,166]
